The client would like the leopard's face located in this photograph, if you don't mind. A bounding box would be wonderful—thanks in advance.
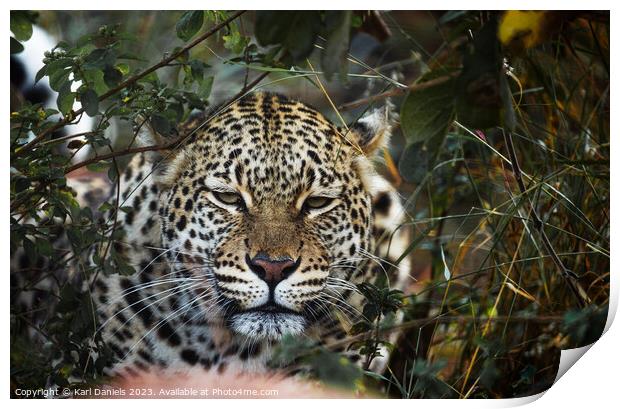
[157,93,385,341]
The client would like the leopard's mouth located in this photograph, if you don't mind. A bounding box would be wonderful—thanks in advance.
[244,301,300,315]
[226,303,307,340]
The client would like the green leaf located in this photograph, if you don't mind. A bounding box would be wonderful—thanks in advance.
[455,18,502,129]
[398,137,448,185]
[173,46,190,63]
[269,334,317,367]
[150,114,171,136]
[223,30,249,54]
[351,14,363,28]
[34,65,47,84]
[82,69,108,95]
[103,66,123,88]
[10,11,35,41]
[113,250,136,276]
[349,321,371,335]
[138,71,159,85]
[287,12,321,62]
[67,139,84,150]
[36,238,53,257]
[43,58,74,84]
[176,11,204,42]
[79,88,99,117]
[198,76,214,99]
[108,165,118,182]
[479,358,501,389]
[10,37,24,54]
[400,72,456,145]
[409,359,451,397]
[321,11,352,81]
[307,351,362,390]
[98,201,114,213]
[86,161,110,172]
[255,11,290,46]
[188,59,207,82]
[13,176,30,193]
[23,237,36,261]
[562,306,607,347]
[165,101,183,122]
[116,63,130,75]
[84,48,116,70]
[363,303,380,322]
[48,68,72,92]
[57,82,74,114]
[499,70,516,131]
[255,11,321,63]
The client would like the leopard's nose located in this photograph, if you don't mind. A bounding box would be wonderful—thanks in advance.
[246,252,300,287]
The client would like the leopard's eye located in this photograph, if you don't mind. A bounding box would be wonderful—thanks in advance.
[212,191,244,207]
[303,196,333,210]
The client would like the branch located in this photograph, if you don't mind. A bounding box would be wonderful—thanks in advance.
[65,140,179,175]
[503,130,588,308]
[232,70,270,101]
[15,10,246,156]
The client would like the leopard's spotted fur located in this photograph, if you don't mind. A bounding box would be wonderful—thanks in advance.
[49,92,412,379]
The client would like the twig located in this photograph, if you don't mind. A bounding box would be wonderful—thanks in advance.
[231,70,269,101]
[337,72,459,111]
[503,130,588,308]
[64,141,179,174]
[39,131,96,146]
[15,10,246,156]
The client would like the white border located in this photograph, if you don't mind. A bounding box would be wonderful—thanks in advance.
[2,1,618,10]
[4,3,617,407]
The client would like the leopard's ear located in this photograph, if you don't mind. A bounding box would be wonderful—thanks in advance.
[350,104,394,156]
[134,116,185,187]
[135,116,170,150]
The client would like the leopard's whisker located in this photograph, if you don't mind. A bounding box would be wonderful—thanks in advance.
[317,292,360,318]
[158,286,229,343]
[326,279,360,294]
[122,286,215,360]
[357,247,401,271]
[315,296,357,324]
[99,265,206,305]
[98,279,204,337]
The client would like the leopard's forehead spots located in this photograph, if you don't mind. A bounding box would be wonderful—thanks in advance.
[179,92,355,202]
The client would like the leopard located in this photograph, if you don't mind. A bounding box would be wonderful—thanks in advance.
[41,91,412,381]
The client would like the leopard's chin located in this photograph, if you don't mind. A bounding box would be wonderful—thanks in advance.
[228,311,306,340]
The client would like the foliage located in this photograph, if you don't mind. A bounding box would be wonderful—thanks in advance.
[349,283,403,369]
[10,10,609,399]
[10,11,39,53]
[270,335,364,390]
